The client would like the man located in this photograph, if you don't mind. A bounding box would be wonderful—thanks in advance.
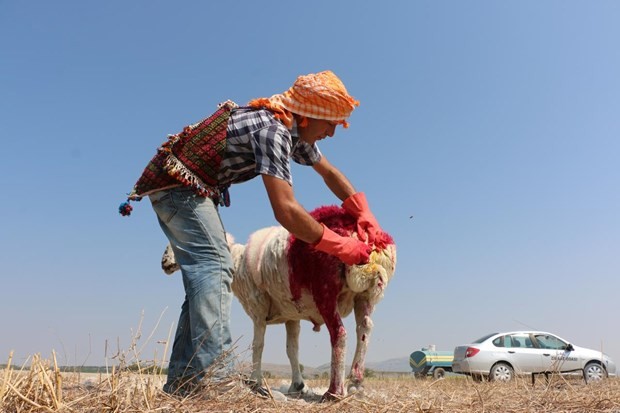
[122,70,384,395]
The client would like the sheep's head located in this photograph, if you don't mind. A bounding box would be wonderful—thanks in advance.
[345,237,397,303]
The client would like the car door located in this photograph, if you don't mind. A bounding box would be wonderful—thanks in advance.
[505,333,544,373]
[534,333,581,372]
[490,334,519,369]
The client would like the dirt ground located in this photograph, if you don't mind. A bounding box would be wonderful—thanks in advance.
[3,366,620,412]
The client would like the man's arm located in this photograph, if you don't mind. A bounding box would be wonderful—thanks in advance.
[313,155,385,246]
[262,170,370,265]
[262,171,372,265]
[261,174,324,243]
[312,155,356,201]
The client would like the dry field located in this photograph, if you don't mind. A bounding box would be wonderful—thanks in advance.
[2,355,620,413]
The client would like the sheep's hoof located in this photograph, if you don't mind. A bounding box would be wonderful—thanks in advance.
[347,383,364,398]
[243,379,270,398]
[253,386,271,398]
[287,381,309,397]
[320,391,343,402]
[347,383,365,397]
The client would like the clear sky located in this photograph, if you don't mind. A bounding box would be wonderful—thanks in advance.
[2,1,619,370]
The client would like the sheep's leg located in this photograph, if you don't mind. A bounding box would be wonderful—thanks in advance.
[285,320,307,395]
[249,320,267,387]
[348,298,374,393]
[321,309,347,400]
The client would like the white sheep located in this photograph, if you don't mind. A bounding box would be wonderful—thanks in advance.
[162,205,397,400]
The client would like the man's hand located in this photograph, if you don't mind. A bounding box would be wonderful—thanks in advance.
[342,192,385,247]
[312,224,371,265]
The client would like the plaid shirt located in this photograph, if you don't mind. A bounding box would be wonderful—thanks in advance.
[219,108,322,186]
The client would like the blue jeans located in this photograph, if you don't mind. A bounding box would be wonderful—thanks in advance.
[149,187,234,391]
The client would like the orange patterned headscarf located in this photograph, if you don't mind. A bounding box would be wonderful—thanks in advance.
[248,70,360,129]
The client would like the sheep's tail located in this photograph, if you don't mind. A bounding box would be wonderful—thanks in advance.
[225,233,236,249]
[161,244,179,275]
[161,232,241,276]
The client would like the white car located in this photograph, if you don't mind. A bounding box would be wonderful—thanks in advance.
[452,331,616,382]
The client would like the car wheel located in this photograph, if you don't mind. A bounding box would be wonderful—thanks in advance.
[583,362,607,383]
[489,362,514,382]
[433,368,446,379]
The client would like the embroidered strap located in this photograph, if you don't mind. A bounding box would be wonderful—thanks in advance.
[120,100,238,216]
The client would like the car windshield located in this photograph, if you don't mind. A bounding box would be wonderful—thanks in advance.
[473,333,498,344]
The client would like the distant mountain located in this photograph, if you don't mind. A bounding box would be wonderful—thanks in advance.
[366,357,411,373]
[314,356,411,374]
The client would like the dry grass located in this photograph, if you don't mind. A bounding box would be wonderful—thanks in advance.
[2,353,619,413]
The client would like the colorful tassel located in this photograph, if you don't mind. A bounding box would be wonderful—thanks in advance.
[119,201,133,216]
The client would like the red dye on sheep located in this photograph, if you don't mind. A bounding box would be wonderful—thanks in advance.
[287,205,357,304]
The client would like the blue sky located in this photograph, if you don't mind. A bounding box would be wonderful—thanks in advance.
[2,1,619,370]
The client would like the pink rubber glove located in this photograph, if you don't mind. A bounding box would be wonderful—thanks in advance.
[342,192,383,246]
[312,224,371,265]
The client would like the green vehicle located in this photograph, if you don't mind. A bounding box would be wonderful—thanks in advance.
[410,347,454,379]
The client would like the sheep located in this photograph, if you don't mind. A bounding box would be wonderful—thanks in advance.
[162,205,397,400]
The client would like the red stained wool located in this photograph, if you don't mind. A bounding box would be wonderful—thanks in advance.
[351,362,363,382]
[284,205,395,398]
[287,206,355,344]
[287,206,356,304]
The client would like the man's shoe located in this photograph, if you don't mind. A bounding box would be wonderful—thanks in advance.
[163,376,199,398]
